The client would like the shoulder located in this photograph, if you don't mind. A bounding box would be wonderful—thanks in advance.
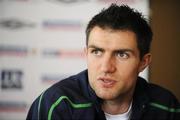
[147,81,178,103]
[43,70,89,102]
[27,70,91,119]
[137,77,180,107]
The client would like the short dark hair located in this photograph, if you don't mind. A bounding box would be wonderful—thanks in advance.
[86,4,153,59]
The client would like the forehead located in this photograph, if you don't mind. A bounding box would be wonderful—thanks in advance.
[88,26,138,50]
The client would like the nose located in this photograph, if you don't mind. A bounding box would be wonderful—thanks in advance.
[100,55,116,74]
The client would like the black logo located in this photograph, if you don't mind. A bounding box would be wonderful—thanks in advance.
[0,18,36,30]
[1,69,23,89]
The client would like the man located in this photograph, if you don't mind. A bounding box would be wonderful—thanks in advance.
[27,4,180,120]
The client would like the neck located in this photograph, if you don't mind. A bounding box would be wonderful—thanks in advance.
[102,93,133,115]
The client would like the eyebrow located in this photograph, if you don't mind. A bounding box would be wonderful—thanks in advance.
[88,45,134,54]
[88,45,104,51]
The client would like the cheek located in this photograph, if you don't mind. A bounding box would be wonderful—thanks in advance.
[87,58,97,77]
[115,64,138,92]
[87,55,100,70]
[118,61,140,73]
[87,59,94,71]
[87,57,101,87]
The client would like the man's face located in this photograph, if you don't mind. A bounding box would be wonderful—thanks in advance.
[85,26,150,101]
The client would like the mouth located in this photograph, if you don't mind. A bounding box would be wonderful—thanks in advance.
[98,77,117,88]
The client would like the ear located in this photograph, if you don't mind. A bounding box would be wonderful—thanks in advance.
[138,53,152,72]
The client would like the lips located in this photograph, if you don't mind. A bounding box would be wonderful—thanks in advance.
[98,77,117,88]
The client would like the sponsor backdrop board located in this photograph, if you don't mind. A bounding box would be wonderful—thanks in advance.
[0,0,149,119]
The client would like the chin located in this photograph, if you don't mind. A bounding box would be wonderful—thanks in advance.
[96,91,117,100]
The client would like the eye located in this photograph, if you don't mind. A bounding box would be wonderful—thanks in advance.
[91,49,102,56]
[116,52,129,59]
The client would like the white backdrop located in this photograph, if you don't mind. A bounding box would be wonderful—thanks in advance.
[0,0,149,119]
